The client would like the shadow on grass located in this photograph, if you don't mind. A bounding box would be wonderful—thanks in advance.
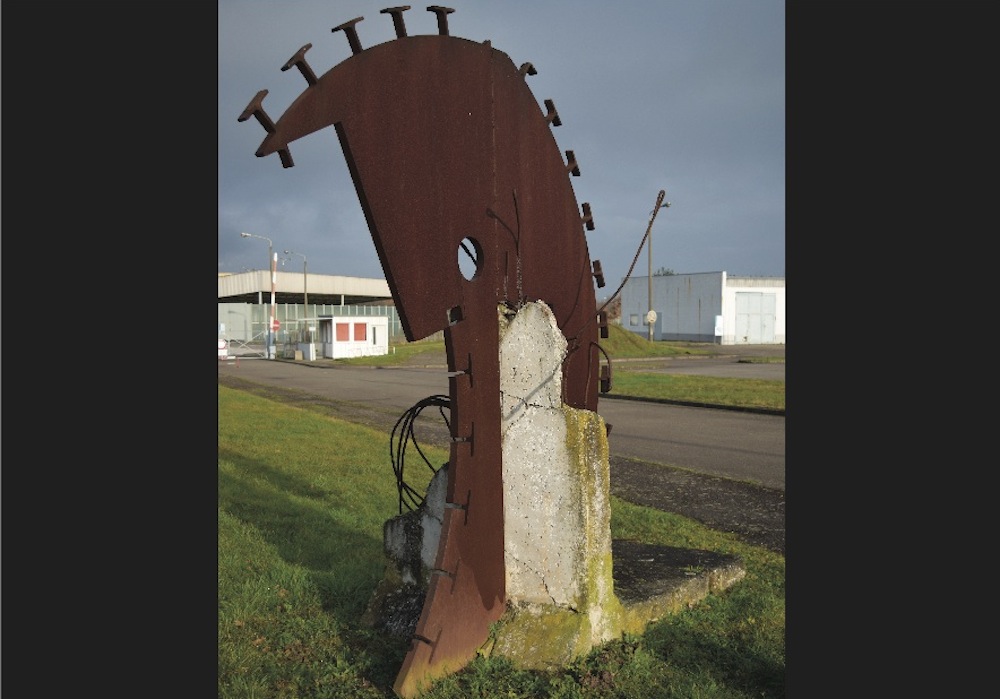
[641,600,785,696]
[219,449,388,621]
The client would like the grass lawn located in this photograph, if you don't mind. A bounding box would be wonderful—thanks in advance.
[219,386,785,698]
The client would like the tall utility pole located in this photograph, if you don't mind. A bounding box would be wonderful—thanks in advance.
[284,249,309,342]
[645,190,670,342]
[241,232,276,358]
[269,250,277,357]
[284,249,308,309]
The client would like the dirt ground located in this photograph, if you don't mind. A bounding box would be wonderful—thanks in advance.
[610,455,784,555]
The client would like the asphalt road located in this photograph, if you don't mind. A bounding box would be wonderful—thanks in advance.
[219,355,785,491]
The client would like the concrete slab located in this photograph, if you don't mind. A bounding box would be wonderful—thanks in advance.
[365,539,745,646]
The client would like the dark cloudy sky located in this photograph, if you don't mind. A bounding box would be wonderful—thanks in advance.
[219,0,784,293]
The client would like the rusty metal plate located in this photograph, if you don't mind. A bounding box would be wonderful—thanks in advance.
[240,7,602,695]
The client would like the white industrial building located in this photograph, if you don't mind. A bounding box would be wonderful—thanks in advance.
[618,272,785,345]
[218,270,401,355]
[218,270,392,307]
[219,269,785,349]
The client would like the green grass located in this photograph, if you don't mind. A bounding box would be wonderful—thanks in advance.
[596,324,716,359]
[219,386,785,698]
[339,325,716,368]
[610,373,785,411]
[342,337,449,367]
[333,325,784,411]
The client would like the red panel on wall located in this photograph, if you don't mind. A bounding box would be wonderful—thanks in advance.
[336,323,350,341]
[354,323,367,341]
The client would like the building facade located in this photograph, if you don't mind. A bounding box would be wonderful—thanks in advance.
[619,272,785,345]
[317,315,390,358]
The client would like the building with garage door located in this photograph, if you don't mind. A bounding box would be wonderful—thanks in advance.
[618,272,785,345]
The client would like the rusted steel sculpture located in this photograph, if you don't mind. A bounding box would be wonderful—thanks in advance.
[240,6,610,695]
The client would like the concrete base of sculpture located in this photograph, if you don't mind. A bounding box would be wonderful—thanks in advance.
[363,301,745,673]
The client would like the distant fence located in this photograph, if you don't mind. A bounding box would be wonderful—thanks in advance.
[218,302,404,344]
[216,302,449,347]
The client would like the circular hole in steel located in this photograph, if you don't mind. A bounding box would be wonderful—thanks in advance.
[457,237,482,281]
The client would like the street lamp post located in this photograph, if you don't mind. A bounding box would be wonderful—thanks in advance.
[644,191,670,342]
[284,249,309,343]
[283,249,308,310]
[240,232,276,358]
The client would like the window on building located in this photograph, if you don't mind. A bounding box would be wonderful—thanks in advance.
[354,323,367,341]
[629,314,639,326]
[336,323,349,341]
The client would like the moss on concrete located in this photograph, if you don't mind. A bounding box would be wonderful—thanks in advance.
[488,404,628,668]
[487,603,596,669]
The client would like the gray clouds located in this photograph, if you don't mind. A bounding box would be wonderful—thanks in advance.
[219,0,784,286]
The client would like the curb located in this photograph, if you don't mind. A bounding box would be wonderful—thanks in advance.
[599,393,785,416]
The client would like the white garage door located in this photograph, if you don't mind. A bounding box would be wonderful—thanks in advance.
[734,292,776,344]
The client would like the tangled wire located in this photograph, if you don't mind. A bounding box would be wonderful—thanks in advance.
[390,394,452,514]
